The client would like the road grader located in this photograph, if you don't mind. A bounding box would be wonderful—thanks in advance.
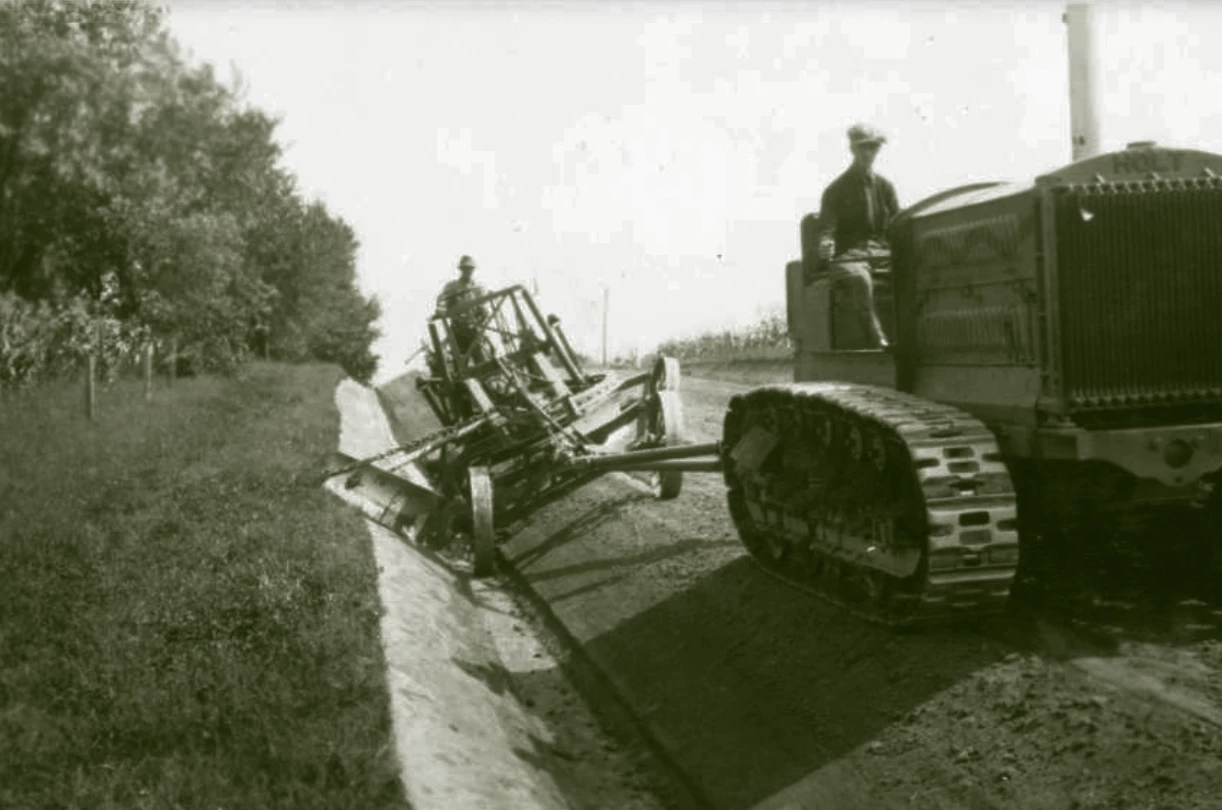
[331,142,1222,628]
[329,282,702,576]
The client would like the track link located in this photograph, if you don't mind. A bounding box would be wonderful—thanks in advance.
[723,383,1020,628]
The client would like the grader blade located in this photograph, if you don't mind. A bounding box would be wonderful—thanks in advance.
[326,377,467,545]
[324,450,444,545]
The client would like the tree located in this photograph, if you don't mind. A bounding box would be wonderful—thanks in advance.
[0,0,382,381]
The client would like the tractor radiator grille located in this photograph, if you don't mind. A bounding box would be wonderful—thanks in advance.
[1054,183,1222,410]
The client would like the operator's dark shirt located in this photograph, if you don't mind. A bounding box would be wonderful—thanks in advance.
[436,277,487,323]
[818,165,900,256]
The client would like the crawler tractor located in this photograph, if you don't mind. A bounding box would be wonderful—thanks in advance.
[331,144,1222,629]
[723,143,1222,625]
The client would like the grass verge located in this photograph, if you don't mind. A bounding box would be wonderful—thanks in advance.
[0,363,408,810]
[679,358,792,387]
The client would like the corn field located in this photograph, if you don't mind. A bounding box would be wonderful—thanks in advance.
[652,309,791,363]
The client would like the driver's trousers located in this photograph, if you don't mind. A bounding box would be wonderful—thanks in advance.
[829,247,888,348]
[452,323,477,357]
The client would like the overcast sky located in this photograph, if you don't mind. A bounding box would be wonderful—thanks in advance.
[166,0,1222,382]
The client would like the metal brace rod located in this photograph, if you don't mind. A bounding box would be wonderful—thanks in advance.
[608,458,724,473]
[573,441,722,469]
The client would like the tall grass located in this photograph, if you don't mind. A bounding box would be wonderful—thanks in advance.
[0,363,408,810]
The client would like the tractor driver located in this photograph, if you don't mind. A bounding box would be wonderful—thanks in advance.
[435,254,488,356]
[815,123,899,349]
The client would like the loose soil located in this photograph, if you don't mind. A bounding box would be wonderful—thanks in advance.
[497,370,1222,810]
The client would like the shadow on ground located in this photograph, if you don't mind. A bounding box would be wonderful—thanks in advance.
[1006,509,1222,650]
[499,470,1222,810]
[498,481,1017,810]
[577,556,1014,809]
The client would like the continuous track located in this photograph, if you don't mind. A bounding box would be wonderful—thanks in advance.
[722,382,1021,628]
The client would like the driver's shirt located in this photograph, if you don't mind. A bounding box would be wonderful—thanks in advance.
[436,278,487,324]
[818,165,900,257]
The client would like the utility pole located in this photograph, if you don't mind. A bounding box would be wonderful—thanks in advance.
[601,287,609,367]
[1065,3,1101,161]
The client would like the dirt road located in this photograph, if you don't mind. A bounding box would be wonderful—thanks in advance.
[498,372,1222,810]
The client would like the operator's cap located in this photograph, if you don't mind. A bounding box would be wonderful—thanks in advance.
[458,255,476,270]
[847,123,887,147]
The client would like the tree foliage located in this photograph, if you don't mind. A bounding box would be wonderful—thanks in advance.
[0,0,380,383]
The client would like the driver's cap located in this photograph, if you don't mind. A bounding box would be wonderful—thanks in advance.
[847,123,887,146]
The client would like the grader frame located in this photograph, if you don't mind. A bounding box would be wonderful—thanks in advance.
[331,284,720,575]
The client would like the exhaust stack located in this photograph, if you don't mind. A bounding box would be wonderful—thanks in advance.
[1065,3,1102,161]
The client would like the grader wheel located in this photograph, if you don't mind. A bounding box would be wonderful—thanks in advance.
[648,390,686,500]
[651,355,682,394]
[469,465,496,577]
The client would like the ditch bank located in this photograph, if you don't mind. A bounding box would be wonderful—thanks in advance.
[327,380,576,810]
[327,379,674,810]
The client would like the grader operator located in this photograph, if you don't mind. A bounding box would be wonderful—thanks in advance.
[434,254,488,357]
